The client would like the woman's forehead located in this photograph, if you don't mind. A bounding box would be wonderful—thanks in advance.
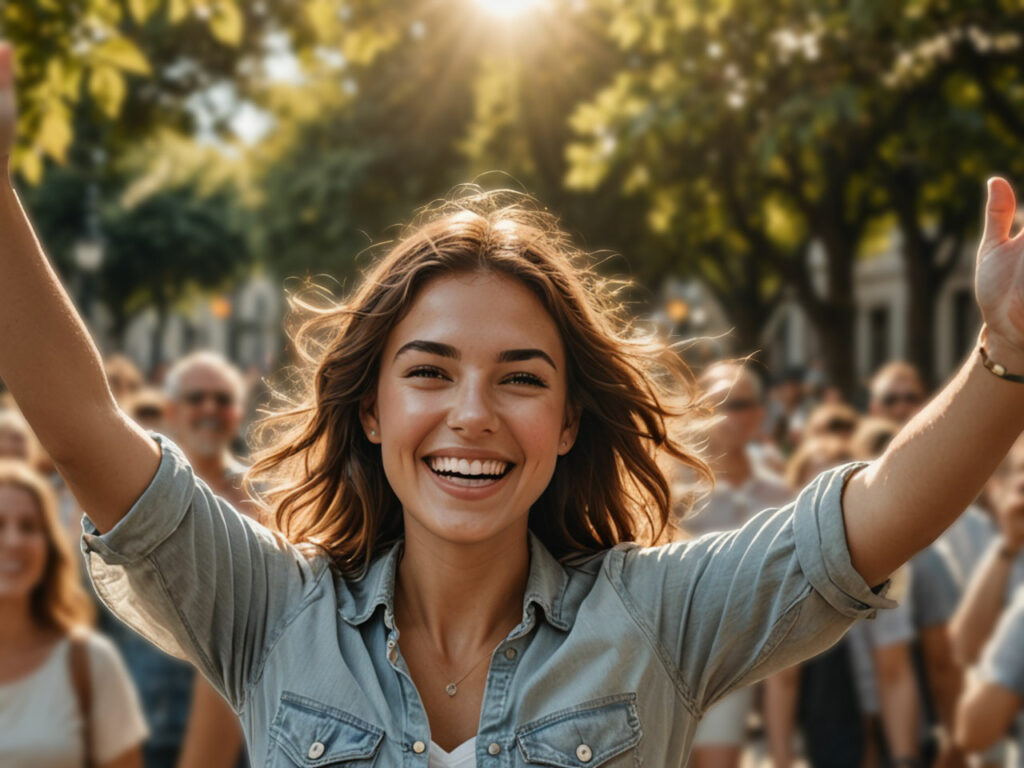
[386,273,564,357]
[0,483,40,517]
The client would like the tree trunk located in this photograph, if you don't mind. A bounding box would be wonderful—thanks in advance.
[903,242,940,389]
[806,227,859,398]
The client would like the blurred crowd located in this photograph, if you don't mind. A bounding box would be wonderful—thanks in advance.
[3,347,1024,768]
[0,350,262,768]
[679,357,1024,768]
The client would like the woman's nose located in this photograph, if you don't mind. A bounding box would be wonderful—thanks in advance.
[446,377,499,435]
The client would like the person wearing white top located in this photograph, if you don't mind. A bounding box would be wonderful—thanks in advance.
[680,362,794,768]
[0,459,148,768]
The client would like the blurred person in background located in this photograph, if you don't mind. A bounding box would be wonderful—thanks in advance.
[125,387,167,434]
[164,351,252,768]
[869,363,926,426]
[950,435,1024,767]
[100,352,252,768]
[164,351,250,510]
[0,459,147,768]
[103,355,144,407]
[764,367,810,455]
[0,406,36,463]
[778,436,859,768]
[862,387,967,768]
[804,402,860,441]
[0,407,81,540]
[956,583,1024,765]
[681,361,792,768]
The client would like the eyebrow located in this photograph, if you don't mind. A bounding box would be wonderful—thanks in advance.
[394,340,557,370]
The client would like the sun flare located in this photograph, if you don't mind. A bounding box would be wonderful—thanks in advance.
[473,0,545,19]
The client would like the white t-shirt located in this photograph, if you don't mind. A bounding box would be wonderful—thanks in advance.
[0,632,149,768]
[429,737,477,768]
[683,460,792,536]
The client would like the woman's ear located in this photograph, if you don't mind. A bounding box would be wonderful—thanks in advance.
[559,403,582,455]
[360,391,381,444]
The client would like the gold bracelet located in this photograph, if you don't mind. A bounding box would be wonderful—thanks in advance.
[979,338,1024,384]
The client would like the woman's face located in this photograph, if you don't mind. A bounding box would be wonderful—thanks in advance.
[365,271,577,547]
[0,484,48,600]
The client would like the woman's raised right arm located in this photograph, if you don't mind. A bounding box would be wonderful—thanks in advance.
[0,43,160,531]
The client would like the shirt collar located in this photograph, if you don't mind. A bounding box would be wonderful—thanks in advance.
[337,530,572,632]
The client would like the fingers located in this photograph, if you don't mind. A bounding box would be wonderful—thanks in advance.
[982,176,1017,250]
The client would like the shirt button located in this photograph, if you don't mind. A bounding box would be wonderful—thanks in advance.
[307,741,325,759]
[413,740,426,754]
[503,647,517,660]
[576,743,593,762]
[487,742,501,755]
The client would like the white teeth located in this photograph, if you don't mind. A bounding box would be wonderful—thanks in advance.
[427,456,510,477]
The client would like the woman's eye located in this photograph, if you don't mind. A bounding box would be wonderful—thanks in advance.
[405,366,448,380]
[504,372,547,387]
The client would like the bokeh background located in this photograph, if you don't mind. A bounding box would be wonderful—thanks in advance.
[5,0,1024,397]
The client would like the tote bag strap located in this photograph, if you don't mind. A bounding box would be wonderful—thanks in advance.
[68,631,94,768]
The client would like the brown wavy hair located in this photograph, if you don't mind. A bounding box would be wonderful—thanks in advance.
[247,187,711,577]
[0,459,94,632]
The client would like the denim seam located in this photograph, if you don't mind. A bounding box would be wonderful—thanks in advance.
[244,560,333,702]
[721,588,807,701]
[147,552,227,708]
[602,548,701,718]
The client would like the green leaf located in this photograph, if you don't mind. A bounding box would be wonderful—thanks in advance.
[129,0,162,24]
[14,148,43,185]
[168,0,190,23]
[93,37,152,75]
[208,0,244,46]
[37,107,73,162]
[89,65,127,118]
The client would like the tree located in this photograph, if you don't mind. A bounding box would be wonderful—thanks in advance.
[565,0,1024,392]
[100,179,249,361]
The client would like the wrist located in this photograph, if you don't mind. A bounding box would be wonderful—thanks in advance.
[981,326,1024,374]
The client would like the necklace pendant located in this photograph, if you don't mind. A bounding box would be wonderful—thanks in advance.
[445,683,458,697]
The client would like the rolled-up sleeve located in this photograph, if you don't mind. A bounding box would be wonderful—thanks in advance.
[608,462,894,716]
[81,434,327,711]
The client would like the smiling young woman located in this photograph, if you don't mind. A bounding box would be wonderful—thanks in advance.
[0,461,148,768]
[5,39,1024,768]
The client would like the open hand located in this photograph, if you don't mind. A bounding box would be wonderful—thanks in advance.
[0,42,14,162]
[977,178,1024,366]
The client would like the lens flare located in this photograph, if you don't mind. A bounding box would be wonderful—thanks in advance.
[474,0,543,18]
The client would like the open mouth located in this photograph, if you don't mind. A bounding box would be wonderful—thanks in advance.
[423,456,515,487]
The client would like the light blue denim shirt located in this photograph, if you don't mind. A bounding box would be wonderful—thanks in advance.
[82,435,892,767]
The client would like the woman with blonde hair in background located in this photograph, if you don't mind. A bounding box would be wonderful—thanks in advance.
[0,459,148,767]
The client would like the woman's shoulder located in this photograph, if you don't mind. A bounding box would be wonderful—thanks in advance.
[70,627,128,672]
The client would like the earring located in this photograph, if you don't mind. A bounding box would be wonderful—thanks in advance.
[561,441,567,447]
[370,429,376,436]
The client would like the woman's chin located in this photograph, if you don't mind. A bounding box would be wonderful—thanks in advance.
[407,508,525,548]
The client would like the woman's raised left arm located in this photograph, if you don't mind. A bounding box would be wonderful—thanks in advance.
[844,177,1024,586]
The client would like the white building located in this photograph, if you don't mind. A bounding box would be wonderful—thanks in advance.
[680,234,980,385]
[97,270,283,376]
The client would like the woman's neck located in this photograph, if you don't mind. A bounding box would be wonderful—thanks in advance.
[394,522,529,659]
[0,596,46,648]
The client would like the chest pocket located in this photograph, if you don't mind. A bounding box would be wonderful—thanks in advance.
[268,692,384,767]
[515,694,642,767]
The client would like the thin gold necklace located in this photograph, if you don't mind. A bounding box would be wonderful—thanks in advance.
[444,648,494,697]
